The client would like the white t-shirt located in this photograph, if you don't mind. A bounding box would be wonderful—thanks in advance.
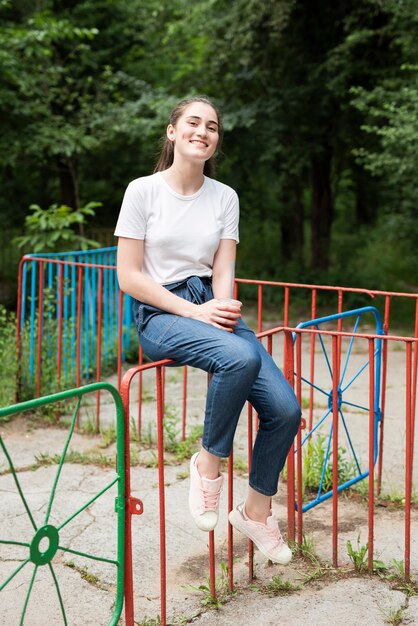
[114,172,239,285]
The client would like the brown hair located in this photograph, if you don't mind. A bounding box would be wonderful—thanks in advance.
[154,96,223,178]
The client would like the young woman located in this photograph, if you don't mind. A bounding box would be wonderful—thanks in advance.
[115,96,301,564]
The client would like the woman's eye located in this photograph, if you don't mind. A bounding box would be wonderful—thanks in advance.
[208,127,217,132]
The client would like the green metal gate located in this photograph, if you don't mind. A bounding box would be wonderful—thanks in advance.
[0,383,125,625]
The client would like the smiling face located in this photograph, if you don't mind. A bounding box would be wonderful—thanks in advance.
[167,102,219,166]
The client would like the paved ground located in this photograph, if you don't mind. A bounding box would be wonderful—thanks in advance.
[1,328,417,625]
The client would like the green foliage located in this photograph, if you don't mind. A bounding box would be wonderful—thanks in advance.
[1,0,418,296]
[346,534,387,574]
[302,433,357,498]
[34,449,115,468]
[347,534,369,572]
[14,202,101,253]
[0,305,17,411]
[134,617,161,626]
[187,560,232,610]
[265,575,300,595]
[163,405,203,463]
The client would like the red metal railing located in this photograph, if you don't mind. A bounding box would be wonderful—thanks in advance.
[120,320,417,625]
[16,254,418,450]
[285,325,417,575]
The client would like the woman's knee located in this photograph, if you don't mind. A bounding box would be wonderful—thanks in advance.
[289,401,302,434]
[219,339,261,378]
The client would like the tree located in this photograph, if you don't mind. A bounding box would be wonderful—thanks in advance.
[0,0,168,218]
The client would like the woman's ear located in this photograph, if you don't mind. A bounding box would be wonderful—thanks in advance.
[167,124,175,142]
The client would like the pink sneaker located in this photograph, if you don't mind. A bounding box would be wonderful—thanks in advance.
[189,452,224,531]
[229,502,292,565]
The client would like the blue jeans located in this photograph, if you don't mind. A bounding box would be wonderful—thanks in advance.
[133,275,301,496]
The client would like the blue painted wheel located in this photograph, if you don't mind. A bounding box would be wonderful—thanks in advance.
[294,307,383,512]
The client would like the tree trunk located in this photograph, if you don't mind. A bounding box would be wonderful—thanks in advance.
[353,165,378,226]
[57,156,80,210]
[311,150,333,271]
[280,178,304,263]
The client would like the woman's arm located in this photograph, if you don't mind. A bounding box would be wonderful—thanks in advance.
[212,239,238,299]
[117,237,240,331]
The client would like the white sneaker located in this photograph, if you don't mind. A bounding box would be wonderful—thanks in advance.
[229,502,292,564]
[188,452,224,531]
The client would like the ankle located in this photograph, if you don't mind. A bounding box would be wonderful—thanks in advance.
[244,502,269,525]
[196,450,221,480]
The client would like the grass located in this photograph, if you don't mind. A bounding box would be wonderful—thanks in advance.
[232,456,248,475]
[380,606,406,625]
[65,560,106,589]
[135,617,161,626]
[34,449,116,468]
[187,560,233,610]
[301,431,358,500]
[265,575,300,595]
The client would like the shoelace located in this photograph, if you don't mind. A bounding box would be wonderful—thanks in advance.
[201,486,221,512]
[265,524,284,549]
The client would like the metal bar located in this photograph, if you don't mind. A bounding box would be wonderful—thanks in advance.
[235,277,418,300]
[405,341,412,579]
[368,338,375,572]
[332,335,339,568]
[156,366,167,626]
[20,564,38,625]
[16,258,25,401]
[227,451,234,591]
[411,301,418,468]
[36,260,44,397]
[247,403,254,580]
[182,366,188,441]
[57,264,64,391]
[120,368,135,626]
[284,287,289,327]
[257,284,263,333]
[208,531,216,601]
[295,332,303,547]
[29,260,36,378]
[76,267,83,391]
[309,289,317,433]
[283,330,296,541]
[96,268,103,429]
[45,398,82,524]
[117,289,124,390]
[48,562,68,626]
[137,346,143,438]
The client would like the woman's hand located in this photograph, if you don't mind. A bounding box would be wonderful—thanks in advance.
[192,298,242,332]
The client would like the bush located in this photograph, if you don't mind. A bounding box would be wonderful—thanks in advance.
[0,306,17,411]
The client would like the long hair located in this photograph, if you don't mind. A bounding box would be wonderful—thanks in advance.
[154,96,224,178]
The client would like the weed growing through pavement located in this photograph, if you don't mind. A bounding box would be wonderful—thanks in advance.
[162,405,203,463]
[34,449,115,468]
[130,416,140,442]
[134,615,161,626]
[187,560,233,610]
[346,534,388,574]
[232,456,248,475]
[379,605,406,626]
[65,560,107,590]
[383,560,418,597]
[302,432,357,499]
[297,533,333,584]
[346,534,369,572]
[265,575,301,595]
[98,424,117,448]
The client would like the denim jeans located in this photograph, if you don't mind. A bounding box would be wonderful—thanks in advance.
[132,275,301,496]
